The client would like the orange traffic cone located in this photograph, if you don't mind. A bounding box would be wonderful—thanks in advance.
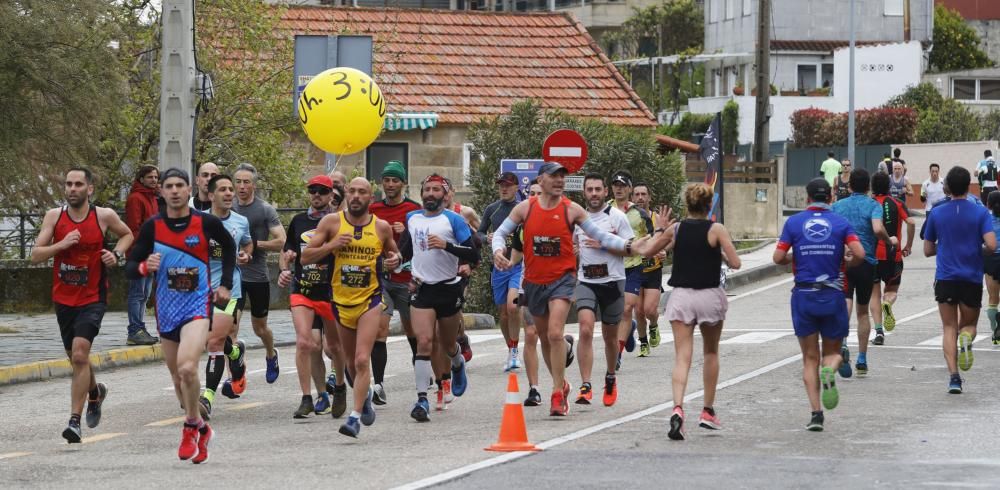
[485,373,540,452]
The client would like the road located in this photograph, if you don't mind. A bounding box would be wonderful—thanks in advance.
[3,238,1000,488]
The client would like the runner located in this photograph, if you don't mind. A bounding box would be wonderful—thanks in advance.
[831,168,895,378]
[32,167,134,443]
[126,168,235,462]
[985,192,1000,344]
[923,166,996,394]
[198,174,252,421]
[321,169,348,391]
[302,177,400,438]
[869,172,915,346]
[278,176,348,419]
[920,163,946,212]
[632,182,666,355]
[368,161,421,406]
[609,170,653,366]
[820,151,841,187]
[479,171,523,372]
[401,174,481,421]
[232,163,285,386]
[445,187,479,363]
[190,162,219,211]
[976,150,998,203]
[514,181,543,406]
[641,183,739,439]
[888,160,913,203]
[774,178,865,432]
[572,174,633,407]
[492,162,655,416]
[834,160,852,201]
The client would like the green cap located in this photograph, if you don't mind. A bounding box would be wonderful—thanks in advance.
[381,161,406,182]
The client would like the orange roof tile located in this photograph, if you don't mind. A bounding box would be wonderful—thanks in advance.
[273,6,655,127]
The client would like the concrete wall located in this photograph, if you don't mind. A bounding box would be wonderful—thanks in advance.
[723,183,780,238]
[704,0,756,54]
[921,67,1000,115]
[968,19,1000,72]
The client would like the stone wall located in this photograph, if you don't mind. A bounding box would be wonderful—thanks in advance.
[723,183,779,238]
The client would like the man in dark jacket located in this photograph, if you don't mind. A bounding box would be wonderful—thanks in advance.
[124,164,160,345]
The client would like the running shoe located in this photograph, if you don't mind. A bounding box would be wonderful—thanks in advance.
[436,386,445,411]
[882,302,896,332]
[230,340,247,381]
[360,389,376,426]
[649,323,661,348]
[85,382,108,428]
[325,370,338,395]
[958,332,974,371]
[993,311,1000,345]
[443,379,454,404]
[550,390,568,417]
[820,366,839,410]
[178,424,200,460]
[872,331,885,346]
[564,335,575,368]
[699,408,721,430]
[62,419,82,444]
[451,357,468,397]
[265,349,280,384]
[220,378,240,399]
[509,348,521,371]
[293,397,314,419]
[524,387,542,407]
[459,334,473,362]
[948,373,963,394]
[855,361,868,378]
[411,397,431,422]
[198,396,212,422]
[192,424,213,464]
[576,382,593,405]
[838,346,852,378]
[603,374,618,407]
[314,393,332,415]
[339,415,361,438]
[638,343,651,358]
[625,320,637,352]
[331,384,347,418]
[372,383,387,406]
[668,406,685,440]
[806,411,824,432]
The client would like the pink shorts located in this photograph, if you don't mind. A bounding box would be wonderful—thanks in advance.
[664,287,728,326]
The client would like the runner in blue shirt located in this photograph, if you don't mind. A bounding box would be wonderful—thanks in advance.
[924,166,996,394]
[774,178,865,432]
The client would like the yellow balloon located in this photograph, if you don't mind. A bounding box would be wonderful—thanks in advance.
[298,67,387,155]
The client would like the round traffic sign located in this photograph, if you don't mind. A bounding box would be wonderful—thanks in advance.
[542,129,588,173]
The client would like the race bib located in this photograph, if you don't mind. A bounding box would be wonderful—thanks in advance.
[209,239,223,260]
[340,264,371,289]
[58,263,89,286]
[641,257,657,269]
[532,236,561,257]
[167,267,200,292]
[582,263,609,280]
[299,263,329,294]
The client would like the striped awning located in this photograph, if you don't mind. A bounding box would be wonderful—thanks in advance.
[383,112,439,131]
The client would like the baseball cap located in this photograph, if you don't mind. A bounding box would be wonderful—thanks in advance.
[496,172,518,185]
[806,178,832,202]
[307,175,334,189]
[611,171,632,187]
[538,162,567,176]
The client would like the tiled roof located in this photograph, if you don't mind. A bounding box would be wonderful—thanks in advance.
[276,7,655,126]
[771,40,884,52]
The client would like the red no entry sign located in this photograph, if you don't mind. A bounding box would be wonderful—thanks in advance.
[542,129,588,173]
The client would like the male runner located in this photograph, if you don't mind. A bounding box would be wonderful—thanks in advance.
[444,186,479,362]
[976,150,998,203]
[834,160,853,201]
[774,178,865,431]
[610,170,653,365]
[888,161,913,202]
[479,171,523,372]
[302,177,400,438]
[190,162,220,211]
[632,182,666,354]
[870,172,915,346]
[492,162,655,416]
[920,163,946,212]
[514,181,543,406]
[32,167,134,443]
[831,168,895,378]
[232,163,286,384]
[924,166,996,394]
[369,161,421,405]
[198,174,252,421]
[279,176,348,419]
[573,174,632,406]
[126,168,235,463]
[403,174,481,421]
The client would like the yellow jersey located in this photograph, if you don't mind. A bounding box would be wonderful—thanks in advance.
[331,211,383,306]
[641,210,663,273]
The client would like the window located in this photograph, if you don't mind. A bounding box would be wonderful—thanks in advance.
[725,0,734,19]
[742,0,751,16]
[462,143,479,186]
[797,65,818,91]
[884,0,903,16]
[821,63,834,90]
[981,80,1000,101]
[365,143,408,184]
[953,79,976,100]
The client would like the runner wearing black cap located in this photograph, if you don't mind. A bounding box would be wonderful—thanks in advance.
[479,171,524,372]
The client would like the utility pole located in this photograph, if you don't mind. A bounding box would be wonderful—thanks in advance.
[158,0,198,173]
[753,0,770,163]
[848,0,856,165]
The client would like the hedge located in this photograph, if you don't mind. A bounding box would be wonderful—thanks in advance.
[790,107,917,147]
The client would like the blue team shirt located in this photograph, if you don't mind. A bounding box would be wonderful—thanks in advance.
[778,206,859,288]
[210,211,251,299]
[924,197,994,283]
[831,193,882,265]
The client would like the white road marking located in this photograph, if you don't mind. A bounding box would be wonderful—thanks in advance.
[0,452,32,460]
[81,433,126,444]
[918,335,943,346]
[145,417,186,427]
[721,332,792,344]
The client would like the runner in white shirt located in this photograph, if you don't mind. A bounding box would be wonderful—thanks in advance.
[573,174,634,407]
[921,163,946,212]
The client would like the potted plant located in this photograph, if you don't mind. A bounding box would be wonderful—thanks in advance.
[807,87,831,96]
[733,82,745,96]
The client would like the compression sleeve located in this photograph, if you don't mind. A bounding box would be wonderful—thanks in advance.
[579,218,627,251]
[125,220,156,279]
[492,218,517,254]
[445,236,480,264]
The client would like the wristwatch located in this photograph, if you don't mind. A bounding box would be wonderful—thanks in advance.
[114,250,126,266]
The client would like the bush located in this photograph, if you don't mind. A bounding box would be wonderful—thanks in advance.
[915,98,982,143]
[982,109,1000,141]
[790,108,834,147]
[722,100,739,155]
[790,107,916,147]
[885,82,945,113]
[658,112,715,142]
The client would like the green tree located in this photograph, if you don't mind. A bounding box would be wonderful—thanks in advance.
[885,82,945,112]
[722,101,739,155]
[929,5,994,73]
[915,98,982,143]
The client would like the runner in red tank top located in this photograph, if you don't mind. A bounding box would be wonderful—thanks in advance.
[491,162,661,416]
[31,167,133,444]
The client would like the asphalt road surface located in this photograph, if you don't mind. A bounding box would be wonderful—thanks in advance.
[3,236,1000,489]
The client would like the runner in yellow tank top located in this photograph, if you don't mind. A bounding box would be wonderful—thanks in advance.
[302,177,400,439]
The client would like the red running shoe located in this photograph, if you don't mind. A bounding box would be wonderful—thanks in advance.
[178,424,200,460]
[603,375,618,407]
[458,335,473,362]
[192,424,214,464]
